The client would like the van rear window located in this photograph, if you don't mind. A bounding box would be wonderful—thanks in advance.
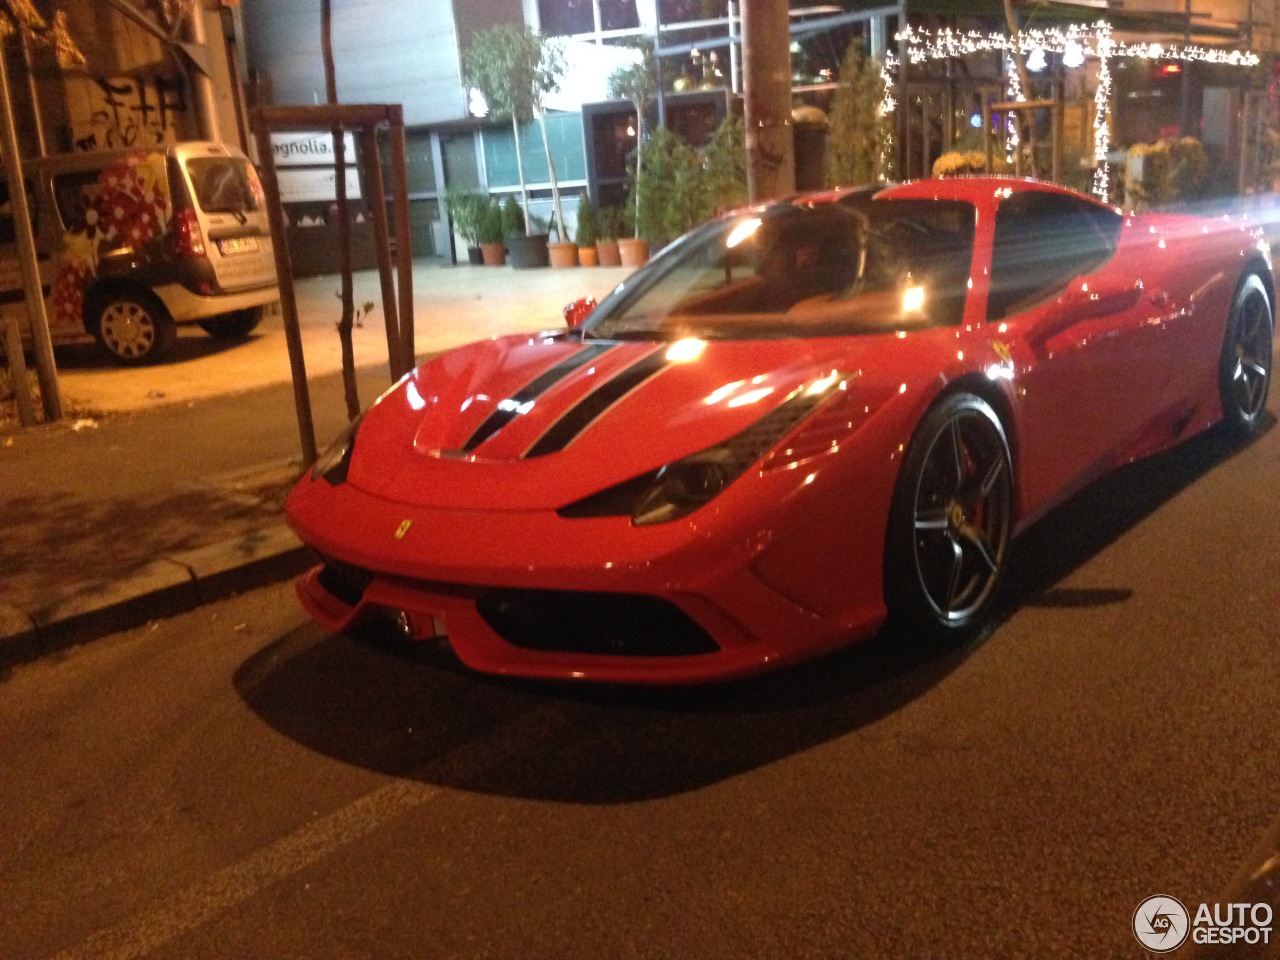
[186,158,263,215]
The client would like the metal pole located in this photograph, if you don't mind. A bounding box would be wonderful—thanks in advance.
[0,42,60,422]
[19,32,46,157]
[388,114,415,378]
[358,127,402,381]
[251,113,316,465]
[728,2,740,95]
[185,0,220,140]
[741,0,795,201]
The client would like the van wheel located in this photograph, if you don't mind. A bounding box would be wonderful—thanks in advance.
[90,290,176,364]
[199,306,263,339]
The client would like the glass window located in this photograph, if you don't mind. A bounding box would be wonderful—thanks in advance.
[482,114,587,188]
[185,158,262,214]
[988,191,1122,319]
[600,0,639,31]
[442,133,480,190]
[539,0,595,36]
[583,198,976,341]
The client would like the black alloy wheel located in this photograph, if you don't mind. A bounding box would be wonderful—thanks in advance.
[886,392,1013,640]
[1220,273,1273,436]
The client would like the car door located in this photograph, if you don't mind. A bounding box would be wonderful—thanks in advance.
[986,191,1173,514]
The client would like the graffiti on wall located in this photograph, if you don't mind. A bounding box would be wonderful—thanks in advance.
[68,74,188,152]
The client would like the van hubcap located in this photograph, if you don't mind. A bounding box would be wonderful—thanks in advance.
[101,302,156,359]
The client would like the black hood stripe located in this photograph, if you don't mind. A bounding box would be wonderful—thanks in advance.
[524,347,672,458]
[462,342,614,453]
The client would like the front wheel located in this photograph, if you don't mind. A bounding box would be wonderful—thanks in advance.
[884,392,1013,641]
[1219,273,1273,437]
[90,289,176,364]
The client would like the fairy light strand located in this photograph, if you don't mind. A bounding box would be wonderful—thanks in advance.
[892,21,1259,199]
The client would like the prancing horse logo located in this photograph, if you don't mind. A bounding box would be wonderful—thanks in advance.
[395,519,413,540]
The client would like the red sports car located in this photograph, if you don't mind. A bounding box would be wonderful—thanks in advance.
[285,177,1273,683]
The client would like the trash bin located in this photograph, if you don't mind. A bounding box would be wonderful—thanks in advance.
[792,106,828,191]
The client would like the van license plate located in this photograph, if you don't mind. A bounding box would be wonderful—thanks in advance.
[218,237,259,255]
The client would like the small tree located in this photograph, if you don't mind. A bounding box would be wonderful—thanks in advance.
[464,25,567,239]
[633,116,748,249]
[608,40,658,234]
[825,44,888,188]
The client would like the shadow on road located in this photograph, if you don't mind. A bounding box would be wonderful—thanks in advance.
[232,418,1270,804]
[52,332,260,370]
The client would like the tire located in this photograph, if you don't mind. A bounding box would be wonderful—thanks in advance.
[884,392,1013,642]
[1219,273,1273,437]
[199,306,263,340]
[89,289,176,364]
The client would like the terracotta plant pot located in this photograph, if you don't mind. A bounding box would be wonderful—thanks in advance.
[596,239,621,267]
[578,245,599,267]
[480,242,506,266]
[618,237,649,267]
[548,241,578,268]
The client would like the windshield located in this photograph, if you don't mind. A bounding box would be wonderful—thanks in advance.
[185,157,264,215]
[583,198,976,341]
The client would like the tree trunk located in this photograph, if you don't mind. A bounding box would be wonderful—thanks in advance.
[511,115,531,234]
[537,108,565,241]
[632,103,643,236]
[1002,0,1041,178]
[322,0,359,420]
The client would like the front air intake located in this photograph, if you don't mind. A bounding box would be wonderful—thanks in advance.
[476,589,719,657]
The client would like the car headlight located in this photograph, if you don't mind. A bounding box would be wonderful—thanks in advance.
[310,415,363,485]
[558,373,844,526]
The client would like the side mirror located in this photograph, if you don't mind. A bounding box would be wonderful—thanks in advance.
[563,296,597,328]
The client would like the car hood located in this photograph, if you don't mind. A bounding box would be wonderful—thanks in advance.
[345,332,905,511]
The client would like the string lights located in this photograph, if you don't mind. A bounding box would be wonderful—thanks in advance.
[892,20,1260,199]
[879,52,898,179]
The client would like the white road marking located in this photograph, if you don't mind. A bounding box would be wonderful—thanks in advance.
[52,704,562,960]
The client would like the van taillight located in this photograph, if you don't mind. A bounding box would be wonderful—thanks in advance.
[174,206,206,258]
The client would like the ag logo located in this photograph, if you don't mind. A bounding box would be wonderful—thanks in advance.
[1134,895,1190,953]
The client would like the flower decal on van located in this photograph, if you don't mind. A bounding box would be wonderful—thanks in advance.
[50,152,172,329]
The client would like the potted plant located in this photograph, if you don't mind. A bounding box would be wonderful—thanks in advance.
[444,187,485,264]
[596,206,622,266]
[575,191,598,267]
[478,197,506,266]
[608,40,658,253]
[463,25,569,255]
[547,209,578,267]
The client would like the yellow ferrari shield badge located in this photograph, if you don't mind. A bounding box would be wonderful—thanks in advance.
[394,519,413,540]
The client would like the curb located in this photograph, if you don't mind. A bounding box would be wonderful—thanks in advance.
[0,524,314,673]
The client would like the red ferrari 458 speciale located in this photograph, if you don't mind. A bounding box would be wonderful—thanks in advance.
[286,177,1273,683]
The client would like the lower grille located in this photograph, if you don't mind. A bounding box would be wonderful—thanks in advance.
[476,589,719,657]
[316,559,375,607]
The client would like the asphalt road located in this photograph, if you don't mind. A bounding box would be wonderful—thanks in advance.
[2,400,1278,958]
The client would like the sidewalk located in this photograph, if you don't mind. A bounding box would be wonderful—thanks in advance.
[0,261,635,671]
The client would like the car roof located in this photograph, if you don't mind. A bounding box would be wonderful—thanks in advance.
[764,176,1110,214]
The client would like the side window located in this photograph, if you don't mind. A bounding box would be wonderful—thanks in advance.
[0,178,38,243]
[988,192,1121,320]
[53,171,100,231]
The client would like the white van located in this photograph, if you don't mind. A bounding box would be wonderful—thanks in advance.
[0,141,279,364]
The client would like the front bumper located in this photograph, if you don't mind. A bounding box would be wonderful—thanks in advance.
[286,477,884,684]
[153,281,279,323]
